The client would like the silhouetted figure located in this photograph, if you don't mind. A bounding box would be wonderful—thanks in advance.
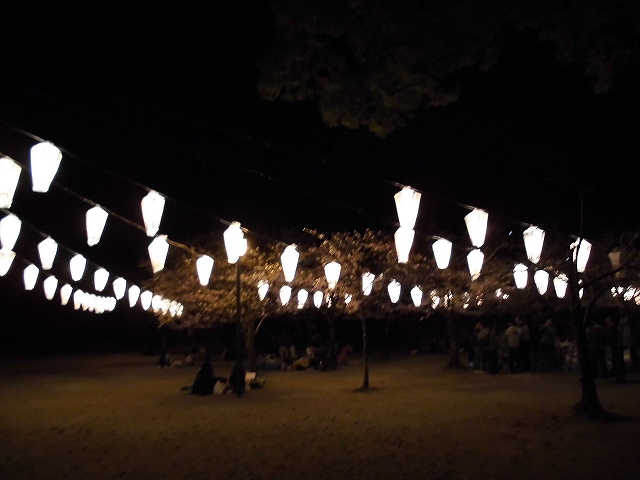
[192,353,215,395]
[516,316,531,372]
[229,360,246,397]
[537,319,557,371]
[605,316,623,381]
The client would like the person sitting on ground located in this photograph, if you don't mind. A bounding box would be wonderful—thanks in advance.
[228,360,246,397]
[292,346,315,370]
[337,344,353,365]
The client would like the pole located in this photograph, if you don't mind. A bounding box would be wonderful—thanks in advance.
[235,261,243,361]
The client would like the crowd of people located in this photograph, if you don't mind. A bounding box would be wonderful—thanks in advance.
[467,312,637,379]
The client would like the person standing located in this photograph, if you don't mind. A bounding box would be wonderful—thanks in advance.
[504,320,521,373]
[537,319,558,371]
[516,316,531,372]
[587,320,608,379]
[605,316,622,381]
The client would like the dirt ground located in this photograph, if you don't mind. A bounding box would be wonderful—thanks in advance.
[1,352,639,480]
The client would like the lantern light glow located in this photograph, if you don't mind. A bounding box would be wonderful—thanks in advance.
[523,226,545,264]
[464,208,489,248]
[86,205,109,246]
[148,235,169,273]
[196,255,214,286]
[0,156,22,208]
[432,238,452,269]
[30,141,62,193]
[140,190,165,237]
[0,214,21,251]
[69,254,87,281]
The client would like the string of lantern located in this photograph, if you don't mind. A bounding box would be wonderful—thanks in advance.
[0,129,632,316]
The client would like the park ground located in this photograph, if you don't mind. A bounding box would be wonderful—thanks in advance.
[1,352,639,480]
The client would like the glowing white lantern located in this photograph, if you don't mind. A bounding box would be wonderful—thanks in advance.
[37,237,58,271]
[140,290,153,310]
[297,289,308,309]
[223,221,246,264]
[69,254,86,281]
[394,227,415,264]
[553,274,568,298]
[152,294,163,312]
[0,214,21,250]
[94,268,109,291]
[257,280,269,301]
[324,261,341,290]
[279,285,292,306]
[60,283,73,305]
[523,226,545,264]
[394,187,421,229]
[464,208,488,248]
[513,263,528,289]
[313,290,323,308]
[112,277,126,300]
[466,248,484,280]
[534,270,550,295]
[30,141,62,193]
[0,249,15,276]
[73,290,84,310]
[128,285,141,307]
[148,235,169,273]
[432,238,452,269]
[362,272,375,296]
[140,190,165,237]
[86,205,109,246]
[0,157,22,208]
[43,275,58,300]
[410,286,422,307]
[280,244,299,282]
[608,249,621,270]
[388,280,401,303]
[23,264,39,290]
[196,255,214,286]
[345,294,352,304]
[571,238,592,273]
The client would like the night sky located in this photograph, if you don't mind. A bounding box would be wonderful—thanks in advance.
[1,4,639,352]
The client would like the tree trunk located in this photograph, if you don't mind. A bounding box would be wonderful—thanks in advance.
[444,313,465,369]
[246,319,258,372]
[327,309,338,370]
[359,314,370,390]
[568,259,608,419]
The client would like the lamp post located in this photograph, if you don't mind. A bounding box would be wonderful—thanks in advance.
[224,222,247,363]
[324,261,341,370]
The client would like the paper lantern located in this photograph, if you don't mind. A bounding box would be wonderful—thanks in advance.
[523,226,545,264]
[0,156,21,208]
[86,205,108,246]
[140,290,153,310]
[466,248,484,280]
[24,264,39,290]
[410,286,423,307]
[279,285,292,306]
[0,250,15,276]
[0,214,22,251]
[196,255,214,286]
[148,235,169,273]
[553,274,568,298]
[608,249,621,270]
[388,280,401,303]
[297,289,309,309]
[43,275,58,300]
[571,238,592,273]
[280,244,299,282]
[69,254,87,281]
[513,263,528,289]
[112,277,126,300]
[152,294,163,312]
[362,272,375,296]
[140,190,165,237]
[534,270,550,295]
[94,268,109,291]
[464,208,488,248]
[60,283,73,305]
[223,221,246,264]
[394,186,421,229]
[30,141,62,193]
[73,290,84,310]
[128,285,141,307]
[313,290,323,308]
[324,261,341,290]
[37,237,58,270]
[432,238,452,269]
[394,227,415,264]
[257,280,269,301]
